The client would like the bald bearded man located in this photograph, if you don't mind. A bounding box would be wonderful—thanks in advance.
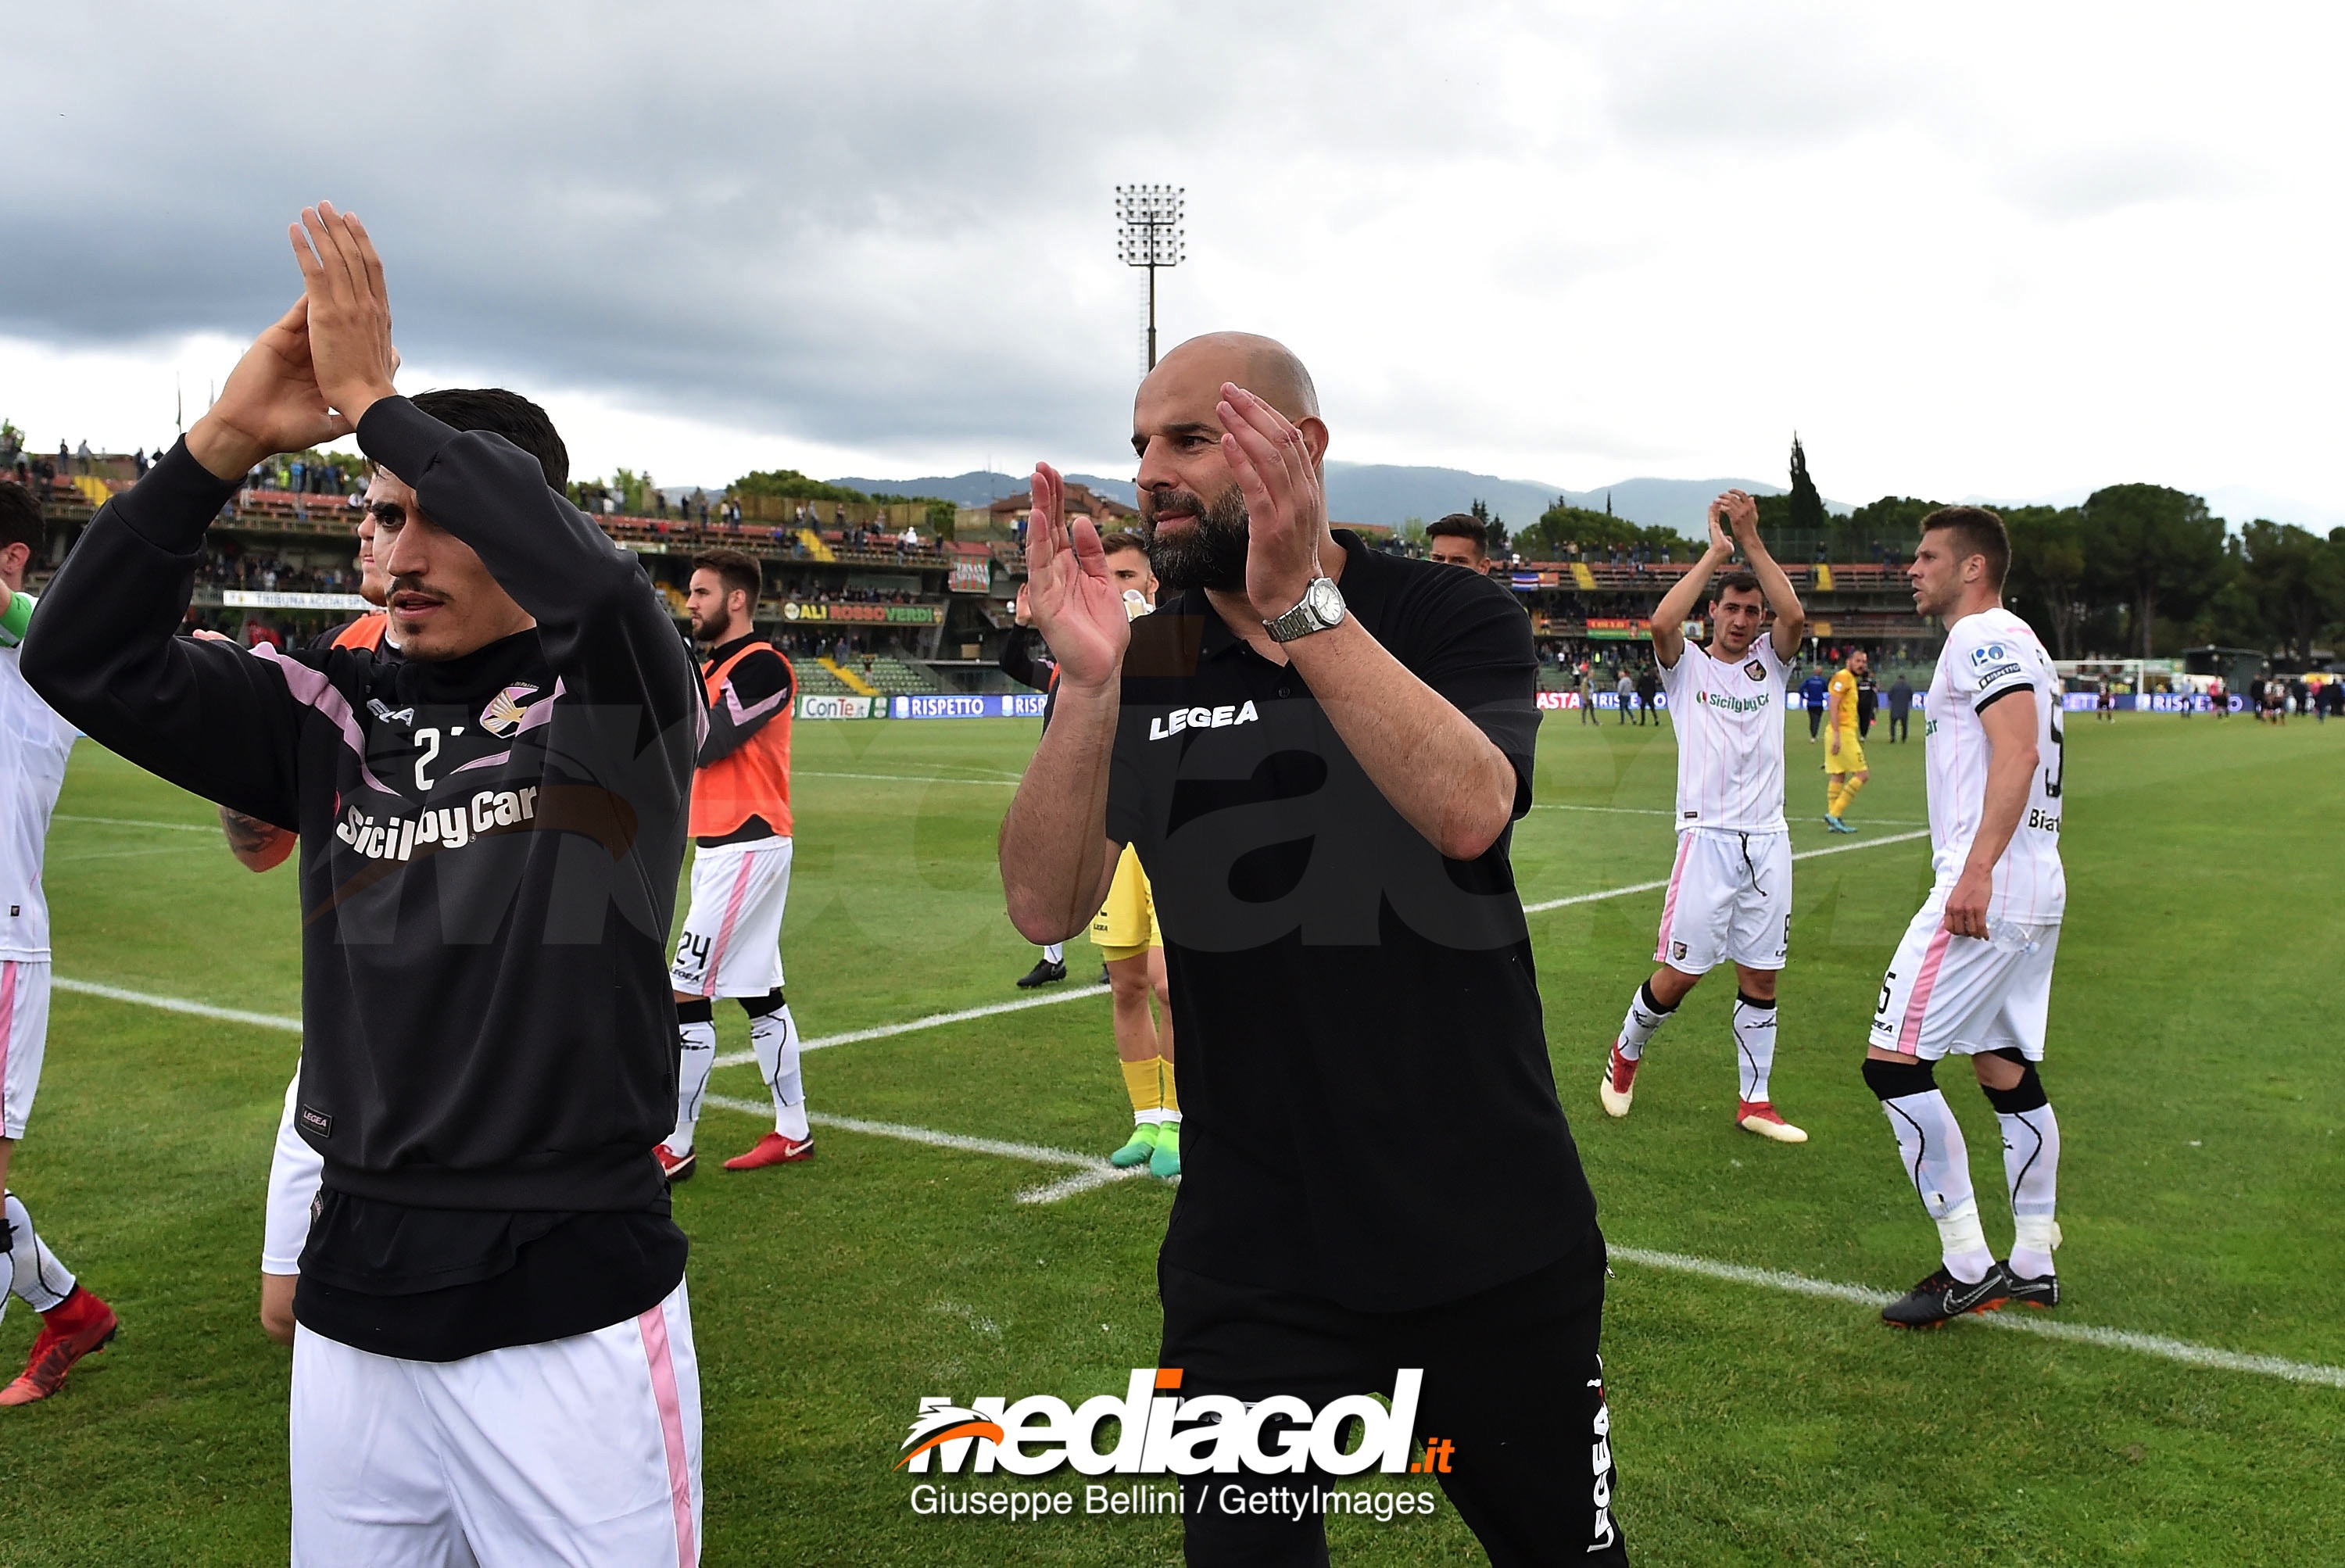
[1002,334,1625,1565]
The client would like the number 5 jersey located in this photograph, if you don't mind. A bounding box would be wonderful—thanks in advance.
[1924,607,2067,924]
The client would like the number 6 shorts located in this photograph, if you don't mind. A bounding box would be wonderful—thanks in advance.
[1869,884,2062,1062]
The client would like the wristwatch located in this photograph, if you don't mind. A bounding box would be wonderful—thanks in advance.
[1264,575,1347,643]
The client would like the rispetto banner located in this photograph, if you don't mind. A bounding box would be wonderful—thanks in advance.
[890,693,1049,719]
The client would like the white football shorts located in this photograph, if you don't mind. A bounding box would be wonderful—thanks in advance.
[263,1065,324,1276]
[0,960,51,1140]
[1868,884,2062,1063]
[291,1276,703,1567]
[668,838,792,1000]
[1654,830,1792,976]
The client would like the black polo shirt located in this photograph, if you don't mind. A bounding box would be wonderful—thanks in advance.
[1108,532,1597,1312]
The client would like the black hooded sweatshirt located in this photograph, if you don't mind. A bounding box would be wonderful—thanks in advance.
[23,398,699,1358]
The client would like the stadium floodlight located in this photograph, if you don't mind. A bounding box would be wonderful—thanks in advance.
[1115,184,1185,373]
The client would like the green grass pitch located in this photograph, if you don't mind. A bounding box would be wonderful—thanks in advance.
[1,707,2340,1565]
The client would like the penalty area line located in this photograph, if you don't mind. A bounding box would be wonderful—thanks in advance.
[700,1094,1151,1205]
[1610,1248,2345,1390]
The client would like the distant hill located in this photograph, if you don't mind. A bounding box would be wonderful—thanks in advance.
[833,471,1140,509]
[824,464,1856,534]
[1319,465,1852,535]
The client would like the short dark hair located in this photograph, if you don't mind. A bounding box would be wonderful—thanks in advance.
[1711,570,1763,600]
[1920,506,2010,589]
[1427,514,1487,550]
[0,481,41,558]
[690,548,761,605]
[410,388,569,491]
[1097,529,1149,557]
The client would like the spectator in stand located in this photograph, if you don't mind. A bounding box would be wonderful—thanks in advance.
[1887,674,1914,742]
[1800,668,1829,740]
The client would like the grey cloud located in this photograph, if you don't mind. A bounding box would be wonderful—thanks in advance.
[2,1,1533,460]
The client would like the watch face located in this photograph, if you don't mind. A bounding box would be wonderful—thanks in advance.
[1307,577,1344,621]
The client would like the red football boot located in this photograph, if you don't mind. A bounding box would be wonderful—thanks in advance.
[1598,1044,1638,1119]
[654,1144,696,1183]
[723,1132,814,1171]
[1,1286,119,1406]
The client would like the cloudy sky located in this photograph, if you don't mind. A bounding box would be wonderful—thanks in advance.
[4,1,2339,521]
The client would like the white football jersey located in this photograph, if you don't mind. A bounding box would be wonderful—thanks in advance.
[1924,607,2067,923]
[0,636,77,961]
[1656,635,1790,835]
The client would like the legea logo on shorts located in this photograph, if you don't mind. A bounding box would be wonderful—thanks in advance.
[897,1367,1430,1477]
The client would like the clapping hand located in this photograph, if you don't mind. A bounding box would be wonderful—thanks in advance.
[1215,383,1326,623]
[1718,489,1762,551]
[291,202,399,426]
[1021,463,1128,688]
[1704,498,1736,560]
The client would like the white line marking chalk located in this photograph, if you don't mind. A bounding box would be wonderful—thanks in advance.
[1611,1247,2345,1389]
[700,1094,1148,1204]
[1522,829,1931,914]
[54,977,303,1033]
[714,984,1109,1068]
[53,814,220,833]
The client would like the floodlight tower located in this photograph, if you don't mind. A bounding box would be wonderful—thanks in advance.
[1115,184,1185,374]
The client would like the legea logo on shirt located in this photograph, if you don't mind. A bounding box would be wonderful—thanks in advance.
[1148,701,1260,741]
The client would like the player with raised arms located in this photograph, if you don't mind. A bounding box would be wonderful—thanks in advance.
[1863,506,2068,1329]
[1001,332,1625,1563]
[1601,489,1811,1143]
[23,206,704,1560]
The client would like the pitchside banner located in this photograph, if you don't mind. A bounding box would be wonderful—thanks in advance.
[891,694,1049,719]
[798,694,887,720]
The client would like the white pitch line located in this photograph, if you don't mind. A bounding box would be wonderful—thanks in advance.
[1521,828,1931,914]
[1610,1247,2345,1390]
[54,978,2345,1380]
[53,814,220,833]
[713,983,1110,1068]
[700,1094,1149,1205]
[52,977,303,1033]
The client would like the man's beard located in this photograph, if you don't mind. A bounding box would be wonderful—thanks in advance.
[1144,483,1251,593]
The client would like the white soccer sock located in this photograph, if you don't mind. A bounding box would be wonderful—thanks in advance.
[665,1018,718,1157]
[751,1004,810,1142]
[1732,995,1778,1103]
[1879,1090,1994,1283]
[3,1191,77,1316]
[1999,1103,2063,1279]
[1044,943,1065,965]
[1614,982,1674,1062]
